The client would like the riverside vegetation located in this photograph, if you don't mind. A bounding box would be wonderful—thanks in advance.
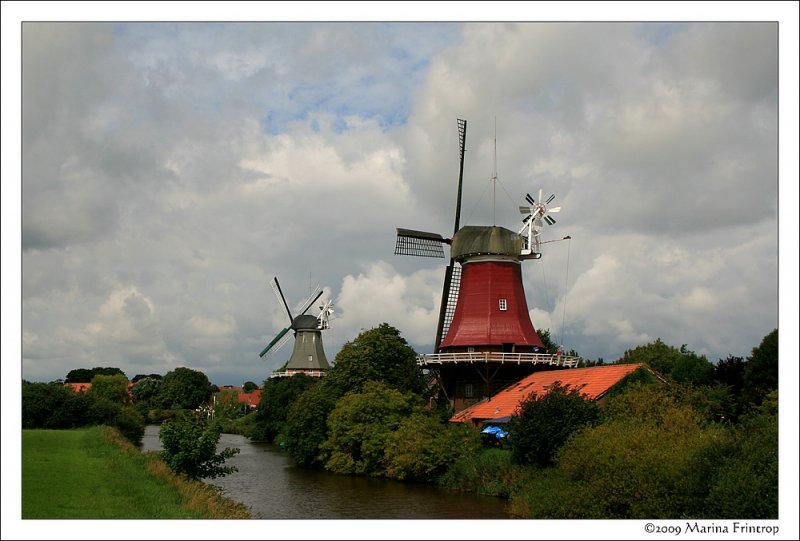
[21,325,778,519]
[22,426,250,519]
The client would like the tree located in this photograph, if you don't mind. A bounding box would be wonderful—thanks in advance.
[536,329,558,354]
[131,373,162,383]
[704,391,778,518]
[321,381,425,476]
[742,329,778,408]
[114,407,146,447]
[284,323,426,469]
[325,323,425,396]
[65,367,126,383]
[156,367,215,410]
[131,377,161,404]
[22,381,82,428]
[384,413,481,482]
[88,374,130,404]
[546,384,734,519]
[284,383,339,468]
[620,339,713,386]
[22,380,127,430]
[507,382,601,467]
[242,381,259,393]
[250,374,317,443]
[159,412,240,480]
[713,355,747,395]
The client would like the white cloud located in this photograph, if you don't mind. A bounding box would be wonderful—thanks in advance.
[13,20,785,384]
[336,261,443,347]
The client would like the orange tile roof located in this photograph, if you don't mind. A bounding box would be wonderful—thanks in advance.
[236,389,263,408]
[64,382,92,393]
[450,364,651,424]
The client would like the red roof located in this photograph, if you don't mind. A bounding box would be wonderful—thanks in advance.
[450,364,653,423]
[236,389,262,408]
[440,260,544,350]
[64,382,92,393]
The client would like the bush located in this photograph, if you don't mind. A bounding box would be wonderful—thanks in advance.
[704,392,778,518]
[284,384,338,468]
[438,448,522,498]
[114,407,146,447]
[250,374,317,443]
[384,414,481,482]
[321,381,424,476]
[507,382,600,467]
[509,467,601,519]
[742,329,778,408]
[159,413,240,480]
[553,385,734,518]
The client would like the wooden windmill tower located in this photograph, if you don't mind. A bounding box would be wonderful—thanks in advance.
[394,119,579,412]
[259,276,334,378]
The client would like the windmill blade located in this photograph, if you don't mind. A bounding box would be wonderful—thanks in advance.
[317,299,335,329]
[538,189,544,207]
[522,214,532,224]
[271,277,294,323]
[259,326,291,358]
[519,205,533,214]
[394,228,447,258]
[525,193,535,205]
[544,215,557,225]
[295,287,324,317]
[546,193,556,204]
[548,206,561,213]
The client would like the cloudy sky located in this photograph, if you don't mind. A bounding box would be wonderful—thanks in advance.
[4,5,797,392]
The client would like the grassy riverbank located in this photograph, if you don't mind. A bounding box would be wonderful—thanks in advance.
[22,426,250,519]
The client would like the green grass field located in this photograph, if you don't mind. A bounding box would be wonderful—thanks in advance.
[22,426,250,519]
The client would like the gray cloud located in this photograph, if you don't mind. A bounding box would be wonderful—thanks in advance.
[15,21,784,386]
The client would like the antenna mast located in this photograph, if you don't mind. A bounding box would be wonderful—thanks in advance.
[492,117,497,225]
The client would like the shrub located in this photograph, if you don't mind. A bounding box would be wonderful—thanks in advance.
[553,386,734,518]
[384,414,481,482]
[159,413,239,480]
[114,407,146,447]
[250,373,317,443]
[507,382,600,467]
[285,383,338,468]
[438,447,522,498]
[321,381,424,476]
[704,391,778,518]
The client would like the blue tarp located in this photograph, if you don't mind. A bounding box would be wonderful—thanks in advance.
[481,425,508,439]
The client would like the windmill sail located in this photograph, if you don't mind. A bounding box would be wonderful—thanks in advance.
[434,119,467,352]
[392,119,467,352]
[436,264,461,346]
[259,326,291,358]
[260,276,324,360]
[394,228,447,258]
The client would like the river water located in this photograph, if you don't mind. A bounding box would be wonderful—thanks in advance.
[141,425,513,520]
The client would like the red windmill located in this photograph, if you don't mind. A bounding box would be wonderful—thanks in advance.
[394,119,578,413]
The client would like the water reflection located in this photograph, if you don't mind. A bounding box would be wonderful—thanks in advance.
[142,425,511,519]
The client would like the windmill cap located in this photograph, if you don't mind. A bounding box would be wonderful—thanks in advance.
[292,314,320,330]
[450,226,522,260]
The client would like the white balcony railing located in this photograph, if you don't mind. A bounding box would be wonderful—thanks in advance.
[270,369,327,378]
[418,352,580,368]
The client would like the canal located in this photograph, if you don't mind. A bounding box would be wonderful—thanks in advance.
[142,425,513,520]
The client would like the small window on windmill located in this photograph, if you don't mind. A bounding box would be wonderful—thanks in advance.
[465,383,474,398]
[467,346,475,353]
[499,298,507,311]
[308,355,313,364]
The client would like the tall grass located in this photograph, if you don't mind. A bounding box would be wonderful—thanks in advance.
[22,426,250,519]
[437,448,524,499]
